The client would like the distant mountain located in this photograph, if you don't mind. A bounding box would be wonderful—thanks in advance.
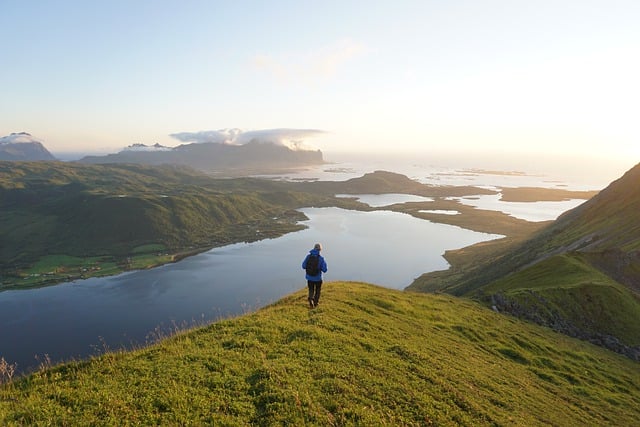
[0,132,56,161]
[122,142,172,152]
[421,162,640,359]
[78,141,324,173]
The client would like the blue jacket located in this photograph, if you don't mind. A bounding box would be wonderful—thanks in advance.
[302,249,327,281]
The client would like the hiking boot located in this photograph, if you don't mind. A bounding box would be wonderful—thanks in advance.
[308,299,314,308]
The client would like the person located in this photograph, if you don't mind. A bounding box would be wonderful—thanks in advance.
[302,243,327,308]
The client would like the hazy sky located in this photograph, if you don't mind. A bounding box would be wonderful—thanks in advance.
[1,1,639,162]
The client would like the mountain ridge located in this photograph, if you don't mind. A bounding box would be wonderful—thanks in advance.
[78,140,324,173]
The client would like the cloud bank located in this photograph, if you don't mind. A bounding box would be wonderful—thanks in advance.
[169,128,325,151]
[0,132,43,145]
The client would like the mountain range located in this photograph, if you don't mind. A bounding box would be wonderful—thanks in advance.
[0,133,56,161]
[0,133,324,172]
[78,141,324,173]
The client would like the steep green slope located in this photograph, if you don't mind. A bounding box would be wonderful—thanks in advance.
[436,162,640,296]
[472,165,640,358]
[1,282,639,426]
[481,254,640,355]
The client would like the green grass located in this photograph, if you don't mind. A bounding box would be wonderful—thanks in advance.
[2,255,121,289]
[480,254,640,347]
[132,244,167,254]
[2,282,639,426]
[482,253,615,293]
[411,164,640,297]
[30,255,98,273]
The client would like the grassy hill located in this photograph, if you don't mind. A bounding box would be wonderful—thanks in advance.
[481,254,640,355]
[410,162,640,359]
[1,282,639,426]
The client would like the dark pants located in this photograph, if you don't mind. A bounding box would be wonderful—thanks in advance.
[307,280,322,306]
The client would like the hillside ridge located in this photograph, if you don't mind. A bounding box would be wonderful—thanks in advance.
[411,162,640,360]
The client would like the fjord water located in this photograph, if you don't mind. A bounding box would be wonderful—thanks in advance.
[0,207,501,374]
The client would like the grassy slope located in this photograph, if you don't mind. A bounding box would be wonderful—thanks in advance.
[480,254,640,348]
[2,282,639,426]
[408,207,548,294]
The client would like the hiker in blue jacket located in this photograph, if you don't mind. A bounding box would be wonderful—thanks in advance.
[302,243,328,308]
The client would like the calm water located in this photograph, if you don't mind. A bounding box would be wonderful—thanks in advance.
[450,194,587,222]
[338,192,584,222]
[336,193,434,207]
[264,151,631,191]
[0,207,501,374]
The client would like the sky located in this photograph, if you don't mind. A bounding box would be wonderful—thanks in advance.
[1,0,639,166]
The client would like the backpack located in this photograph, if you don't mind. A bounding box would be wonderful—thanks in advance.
[305,254,320,276]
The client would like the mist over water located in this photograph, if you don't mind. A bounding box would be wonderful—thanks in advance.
[298,150,634,191]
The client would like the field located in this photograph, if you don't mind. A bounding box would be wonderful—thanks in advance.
[2,249,174,290]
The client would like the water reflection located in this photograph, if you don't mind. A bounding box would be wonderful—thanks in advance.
[450,194,587,221]
[335,193,434,207]
[419,210,460,215]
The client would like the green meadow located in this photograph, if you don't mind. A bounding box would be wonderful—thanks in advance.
[2,282,639,426]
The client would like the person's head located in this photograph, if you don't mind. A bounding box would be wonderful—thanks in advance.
[314,243,322,251]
